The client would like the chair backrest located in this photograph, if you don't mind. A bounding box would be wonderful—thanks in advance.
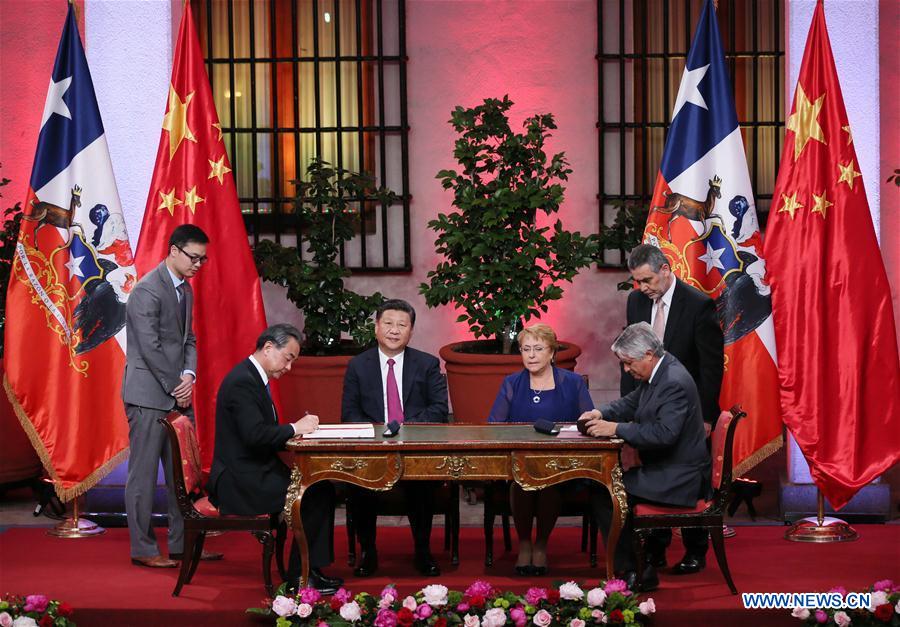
[160,412,203,497]
[710,405,747,492]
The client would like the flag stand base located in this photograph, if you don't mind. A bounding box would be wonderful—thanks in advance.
[784,492,857,543]
[47,497,105,538]
[784,516,858,543]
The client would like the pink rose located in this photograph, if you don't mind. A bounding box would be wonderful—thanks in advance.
[871,591,889,608]
[379,595,396,609]
[604,579,628,594]
[532,609,552,627]
[299,587,322,605]
[23,596,49,614]
[457,603,471,612]
[415,604,433,619]
[297,603,313,618]
[340,601,362,622]
[829,586,848,597]
[586,588,607,607]
[873,579,895,592]
[815,609,828,624]
[482,608,507,627]
[591,609,607,623]
[833,611,851,627]
[569,620,586,627]
[524,587,548,606]
[791,608,811,620]
[402,596,418,611]
[381,585,397,598]
[271,595,297,617]
[463,615,481,627]
[375,609,399,627]
[465,580,495,598]
[334,587,352,603]
[639,598,656,615]
[0,613,12,627]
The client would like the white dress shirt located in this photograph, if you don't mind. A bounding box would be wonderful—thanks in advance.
[648,353,666,385]
[378,348,405,424]
[166,265,196,380]
[248,354,302,435]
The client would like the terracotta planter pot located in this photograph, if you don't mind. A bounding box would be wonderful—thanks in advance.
[277,353,355,424]
[439,340,582,423]
[0,357,43,485]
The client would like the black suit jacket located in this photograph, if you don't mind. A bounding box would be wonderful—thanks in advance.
[341,346,448,424]
[622,278,724,425]
[207,359,295,515]
[602,353,711,507]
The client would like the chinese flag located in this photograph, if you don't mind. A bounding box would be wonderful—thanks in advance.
[765,1,900,509]
[135,3,268,470]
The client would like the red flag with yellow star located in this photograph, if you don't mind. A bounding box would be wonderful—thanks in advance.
[134,2,268,470]
[764,1,900,510]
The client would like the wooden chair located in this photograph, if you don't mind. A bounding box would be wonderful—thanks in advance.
[159,413,286,597]
[633,405,747,595]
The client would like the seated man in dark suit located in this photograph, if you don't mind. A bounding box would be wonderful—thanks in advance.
[341,299,449,578]
[208,323,341,593]
[579,322,711,592]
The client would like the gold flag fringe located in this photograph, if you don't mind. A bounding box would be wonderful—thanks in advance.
[733,433,783,479]
[4,374,129,502]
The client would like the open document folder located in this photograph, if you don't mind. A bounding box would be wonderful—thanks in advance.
[302,423,376,439]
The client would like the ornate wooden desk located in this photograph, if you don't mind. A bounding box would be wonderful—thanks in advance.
[284,424,626,585]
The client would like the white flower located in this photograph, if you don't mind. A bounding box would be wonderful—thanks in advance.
[586,587,607,607]
[871,591,889,609]
[558,581,584,601]
[271,595,297,617]
[833,611,851,627]
[340,601,362,622]
[569,620,586,627]
[421,584,449,606]
[482,607,507,627]
[296,603,313,618]
[791,608,811,620]
[463,614,481,627]
[11,619,37,627]
[639,598,656,615]
[402,595,418,610]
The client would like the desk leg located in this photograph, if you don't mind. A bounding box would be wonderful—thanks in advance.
[284,466,310,589]
[605,463,629,581]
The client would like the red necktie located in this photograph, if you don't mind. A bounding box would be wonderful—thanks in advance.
[386,358,403,423]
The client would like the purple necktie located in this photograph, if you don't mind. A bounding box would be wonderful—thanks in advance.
[386,358,403,424]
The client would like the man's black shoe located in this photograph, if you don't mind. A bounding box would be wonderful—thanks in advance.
[310,568,343,588]
[353,551,378,577]
[671,554,706,575]
[414,553,440,577]
[307,570,340,595]
[648,553,667,568]
[620,566,659,592]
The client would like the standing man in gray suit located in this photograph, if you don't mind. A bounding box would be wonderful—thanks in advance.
[122,224,217,568]
[579,322,711,592]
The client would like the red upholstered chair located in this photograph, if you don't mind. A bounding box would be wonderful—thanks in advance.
[632,405,747,595]
[159,413,286,597]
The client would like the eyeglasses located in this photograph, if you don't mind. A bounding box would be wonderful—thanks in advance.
[176,246,208,266]
[519,346,548,355]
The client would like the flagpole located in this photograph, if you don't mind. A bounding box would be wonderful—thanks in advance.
[47,493,105,538]
[784,489,858,543]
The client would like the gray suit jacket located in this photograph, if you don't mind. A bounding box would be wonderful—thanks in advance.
[601,353,711,507]
[122,261,197,411]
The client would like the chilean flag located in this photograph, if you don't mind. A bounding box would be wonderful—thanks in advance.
[3,4,135,500]
[643,0,782,476]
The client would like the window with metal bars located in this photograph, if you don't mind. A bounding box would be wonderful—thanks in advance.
[192,0,411,271]
[597,0,784,267]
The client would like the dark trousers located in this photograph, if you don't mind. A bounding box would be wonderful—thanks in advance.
[591,488,708,573]
[349,481,437,556]
[285,481,336,577]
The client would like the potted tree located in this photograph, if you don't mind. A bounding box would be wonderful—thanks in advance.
[420,97,599,421]
[255,159,389,422]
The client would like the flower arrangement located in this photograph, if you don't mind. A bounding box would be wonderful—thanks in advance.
[0,594,75,627]
[791,580,899,626]
[248,579,656,626]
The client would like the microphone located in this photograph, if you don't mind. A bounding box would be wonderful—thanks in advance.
[382,420,402,438]
[533,419,560,436]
